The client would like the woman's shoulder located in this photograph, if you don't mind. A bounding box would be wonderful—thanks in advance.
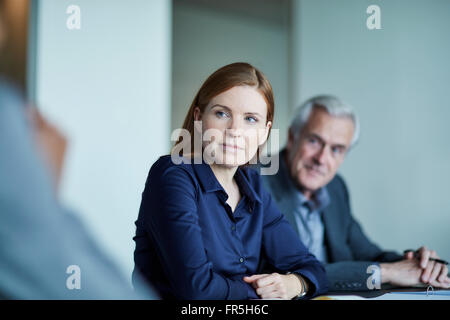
[148,155,196,180]
[140,156,200,218]
[150,154,192,175]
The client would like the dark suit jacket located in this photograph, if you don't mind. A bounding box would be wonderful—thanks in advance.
[260,150,403,291]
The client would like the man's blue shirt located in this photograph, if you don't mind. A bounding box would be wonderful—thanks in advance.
[271,150,330,263]
[133,155,328,300]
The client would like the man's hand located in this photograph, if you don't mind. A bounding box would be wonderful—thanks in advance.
[243,273,304,300]
[380,260,423,287]
[27,107,67,191]
[381,246,450,289]
[404,246,450,288]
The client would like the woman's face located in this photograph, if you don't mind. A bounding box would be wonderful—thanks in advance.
[194,85,272,167]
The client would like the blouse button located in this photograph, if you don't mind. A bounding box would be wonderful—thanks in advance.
[239,257,244,263]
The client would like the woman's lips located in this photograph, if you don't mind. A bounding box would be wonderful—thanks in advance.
[222,143,244,152]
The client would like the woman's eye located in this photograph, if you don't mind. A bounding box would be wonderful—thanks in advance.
[216,111,229,118]
[245,116,258,123]
[307,137,318,144]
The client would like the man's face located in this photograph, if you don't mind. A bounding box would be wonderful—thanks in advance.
[286,108,355,196]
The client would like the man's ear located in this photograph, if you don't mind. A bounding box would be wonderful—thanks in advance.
[287,128,294,151]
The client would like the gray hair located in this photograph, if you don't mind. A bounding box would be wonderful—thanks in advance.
[289,95,360,148]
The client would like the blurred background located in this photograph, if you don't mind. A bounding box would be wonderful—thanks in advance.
[2,0,449,282]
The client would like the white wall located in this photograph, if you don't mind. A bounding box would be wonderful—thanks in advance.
[291,0,450,261]
[32,0,171,279]
[172,0,290,147]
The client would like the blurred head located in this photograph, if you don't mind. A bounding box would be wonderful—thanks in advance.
[286,95,358,198]
[0,5,65,191]
[0,7,6,51]
[174,62,274,167]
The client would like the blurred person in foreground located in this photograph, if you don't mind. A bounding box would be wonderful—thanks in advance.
[0,11,156,299]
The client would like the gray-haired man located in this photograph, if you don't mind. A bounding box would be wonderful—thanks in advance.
[261,95,450,291]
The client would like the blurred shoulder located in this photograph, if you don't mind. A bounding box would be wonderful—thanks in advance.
[327,173,349,191]
[0,77,25,106]
[325,173,351,205]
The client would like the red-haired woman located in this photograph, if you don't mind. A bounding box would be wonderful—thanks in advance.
[132,63,327,300]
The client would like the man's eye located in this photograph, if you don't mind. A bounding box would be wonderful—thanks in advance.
[307,137,318,144]
[245,116,258,123]
[332,147,343,155]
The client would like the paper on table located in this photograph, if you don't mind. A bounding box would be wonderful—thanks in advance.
[371,292,450,300]
[395,290,450,296]
[313,290,450,300]
[313,295,367,300]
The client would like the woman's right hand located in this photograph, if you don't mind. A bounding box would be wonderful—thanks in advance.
[243,273,304,300]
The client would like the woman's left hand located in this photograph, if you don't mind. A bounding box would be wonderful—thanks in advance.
[243,273,302,300]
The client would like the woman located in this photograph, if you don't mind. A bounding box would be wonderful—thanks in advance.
[132,62,327,299]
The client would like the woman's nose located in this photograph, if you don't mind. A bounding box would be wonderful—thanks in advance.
[226,117,244,137]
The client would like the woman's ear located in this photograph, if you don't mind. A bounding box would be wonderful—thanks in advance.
[193,107,201,121]
[258,121,272,146]
[193,107,204,135]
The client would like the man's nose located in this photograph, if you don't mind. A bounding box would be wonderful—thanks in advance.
[313,145,329,165]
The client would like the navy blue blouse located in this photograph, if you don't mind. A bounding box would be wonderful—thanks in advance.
[132,155,327,299]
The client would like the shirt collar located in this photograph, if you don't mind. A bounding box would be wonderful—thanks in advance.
[296,184,330,212]
[191,158,224,193]
[235,167,262,205]
[192,159,262,206]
